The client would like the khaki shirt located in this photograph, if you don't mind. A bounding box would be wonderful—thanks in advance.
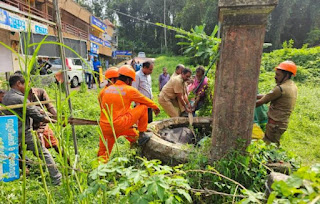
[160,75,186,101]
[260,80,298,123]
[171,72,179,78]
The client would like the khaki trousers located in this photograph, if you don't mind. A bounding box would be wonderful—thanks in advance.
[264,122,288,146]
[158,94,185,117]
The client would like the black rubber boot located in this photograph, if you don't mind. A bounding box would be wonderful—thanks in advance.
[138,132,151,146]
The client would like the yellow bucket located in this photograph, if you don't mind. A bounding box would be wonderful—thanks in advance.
[252,123,264,139]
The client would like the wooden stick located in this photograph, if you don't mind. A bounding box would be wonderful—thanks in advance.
[0,100,55,111]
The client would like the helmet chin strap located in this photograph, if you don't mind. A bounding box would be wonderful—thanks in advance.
[279,72,288,85]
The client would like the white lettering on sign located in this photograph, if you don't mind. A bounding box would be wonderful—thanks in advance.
[8,153,17,178]
[6,119,16,146]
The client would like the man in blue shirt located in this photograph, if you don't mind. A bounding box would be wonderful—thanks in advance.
[93,56,101,88]
[135,61,142,72]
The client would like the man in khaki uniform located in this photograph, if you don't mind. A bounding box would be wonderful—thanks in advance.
[171,64,185,78]
[159,68,192,117]
[256,61,298,145]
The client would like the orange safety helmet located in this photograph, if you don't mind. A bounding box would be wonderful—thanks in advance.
[118,65,136,81]
[275,61,297,76]
[105,67,119,79]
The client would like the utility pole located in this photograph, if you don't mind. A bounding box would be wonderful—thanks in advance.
[164,0,167,51]
[53,0,79,160]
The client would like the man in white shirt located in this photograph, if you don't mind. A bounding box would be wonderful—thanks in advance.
[132,61,154,123]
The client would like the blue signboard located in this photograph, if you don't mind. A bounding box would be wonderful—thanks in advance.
[104,41,111,48]
[90,42,99,54]
[34,24,48,35]
[90,16,107,32]
[115,51,132,56]
[0,8,10,27]
[0,116,19,182]
[9,15,26,31]
[89,34,103,45]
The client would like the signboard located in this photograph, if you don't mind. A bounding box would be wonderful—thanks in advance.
[0,9,48,34]
[90,16,107,32]
[115,50,132,57]
[0,8,10,30]
[102,32,112,41]
[0,116,19,182]
[9,13,26,31]
[90,42,99,54]
[33,22,48,35]
[89,34,103,45]
[104,40,111,48]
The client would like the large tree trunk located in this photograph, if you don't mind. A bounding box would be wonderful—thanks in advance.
[211,0,278,160]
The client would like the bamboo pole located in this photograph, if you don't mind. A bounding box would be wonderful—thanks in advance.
[52,0,79,156]
[0,100,55,111]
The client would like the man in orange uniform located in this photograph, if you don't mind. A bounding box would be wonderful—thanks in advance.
[98,67,119,106]
[98,65,160,162]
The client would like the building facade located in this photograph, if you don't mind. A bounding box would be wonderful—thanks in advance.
[0,0,118,73]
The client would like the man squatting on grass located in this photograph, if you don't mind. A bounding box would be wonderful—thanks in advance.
[2,74,62,185]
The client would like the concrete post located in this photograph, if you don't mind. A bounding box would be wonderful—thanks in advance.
[211,0,278,159]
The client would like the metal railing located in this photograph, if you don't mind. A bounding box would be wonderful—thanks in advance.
[61,21,88,40]
[2,0,53,20]
[1,0,88,40]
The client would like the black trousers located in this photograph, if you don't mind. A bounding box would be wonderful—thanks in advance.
[148,108,153,123]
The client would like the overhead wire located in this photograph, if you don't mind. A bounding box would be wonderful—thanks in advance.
[106,8,164,28]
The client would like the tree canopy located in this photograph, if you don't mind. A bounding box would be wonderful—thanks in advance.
[80,0,320,54]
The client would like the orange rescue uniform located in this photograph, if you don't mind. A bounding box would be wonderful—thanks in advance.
[98,80,159,161]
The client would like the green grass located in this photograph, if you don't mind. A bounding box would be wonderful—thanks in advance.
[1,54,319,202]
[257,71,320,165]
[281,84,320,165]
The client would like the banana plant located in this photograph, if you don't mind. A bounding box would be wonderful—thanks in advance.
[175,24,220,65]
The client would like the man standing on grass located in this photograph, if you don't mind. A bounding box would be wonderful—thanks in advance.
[93,56,102,88]
[256,61,298,146]
[83,55,94,89]
[2,75,62,185]
[158,67,170,91]
[132,61,154,123]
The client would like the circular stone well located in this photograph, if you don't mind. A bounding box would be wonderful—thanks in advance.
[142,117,212,164]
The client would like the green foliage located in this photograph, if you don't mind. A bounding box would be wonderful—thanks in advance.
[282,39,295,49]
[305,28,320,47]
[268,165,320,203]
[184,140,298,203]
[174,24,220,65]
[83,157,192,203]
[261,45,320,83]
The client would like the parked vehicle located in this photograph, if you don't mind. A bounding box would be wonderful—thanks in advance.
[137,52,146,58]
[49,58,84,88]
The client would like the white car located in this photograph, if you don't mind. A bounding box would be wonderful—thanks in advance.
[137,52,146,58]
[49,58,84,88]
